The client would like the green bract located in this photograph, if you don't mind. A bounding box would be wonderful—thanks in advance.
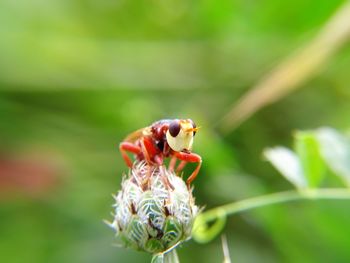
[109,161,198,254]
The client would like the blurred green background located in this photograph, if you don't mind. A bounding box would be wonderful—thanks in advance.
[1,0,350,262]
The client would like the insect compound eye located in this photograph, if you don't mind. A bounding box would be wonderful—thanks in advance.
[169,120,181,137]
[189,119,197,136]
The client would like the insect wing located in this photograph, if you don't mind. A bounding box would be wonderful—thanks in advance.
[124,127,148,143]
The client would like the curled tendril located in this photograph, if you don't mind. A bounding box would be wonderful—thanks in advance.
[192,208,227,244]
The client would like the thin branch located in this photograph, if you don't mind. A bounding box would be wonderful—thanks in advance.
[219,1,350,133]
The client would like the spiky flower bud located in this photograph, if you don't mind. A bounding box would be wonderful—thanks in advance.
[109,161,198,254]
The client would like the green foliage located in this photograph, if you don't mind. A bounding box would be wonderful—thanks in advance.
[264,147,306,188]
[294,131,326,187]
[316,128,350,186]
[265,128,350,189]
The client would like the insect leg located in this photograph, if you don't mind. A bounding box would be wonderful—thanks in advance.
[175,160,187,173]
[119,142,142,167]
[140,137,162,185]
[168,156,177,171]
[174,152,202,186]
[140,137,162,165]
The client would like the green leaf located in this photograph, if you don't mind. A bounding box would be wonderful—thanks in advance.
[264,147,306,188]
[315,127,350,187]
[294,131,326,188]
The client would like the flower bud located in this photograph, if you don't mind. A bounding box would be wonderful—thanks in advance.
[108,161,198,254]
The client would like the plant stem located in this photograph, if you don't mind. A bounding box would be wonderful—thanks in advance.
[193,188,350,243]
[199,188,350,223]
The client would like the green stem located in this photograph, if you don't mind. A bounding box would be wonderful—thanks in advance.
[151,249,179,263]
[193,188,350,243]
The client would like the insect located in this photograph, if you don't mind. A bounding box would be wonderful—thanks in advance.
[119,119,202,186]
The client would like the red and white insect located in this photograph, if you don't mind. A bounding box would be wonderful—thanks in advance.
[119,119,202,186]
